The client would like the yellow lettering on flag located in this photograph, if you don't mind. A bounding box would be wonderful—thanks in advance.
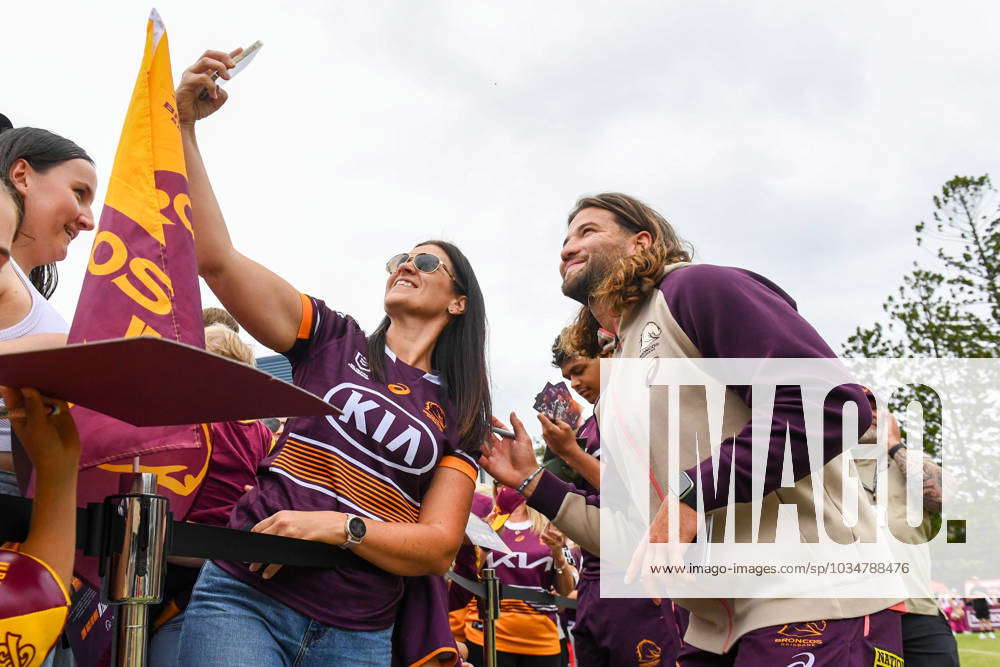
[97,424,213,497]
[123,314,162,338]
[68,8,208,565]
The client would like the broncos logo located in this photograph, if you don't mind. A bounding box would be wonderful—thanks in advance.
[423,401,447,432]
[635,638,662,666]
[777,621,827,638]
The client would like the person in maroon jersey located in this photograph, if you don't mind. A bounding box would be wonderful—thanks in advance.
[463,484,577,667]
[450,492,497,643]
[173,50,492,665]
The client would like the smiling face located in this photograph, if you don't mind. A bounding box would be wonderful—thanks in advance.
[384,243,466,320]
[560,356,601,404]
[10,158,97,268]
[560,207,638,304]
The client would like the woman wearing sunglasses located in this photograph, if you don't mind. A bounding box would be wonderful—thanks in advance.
[173,50,491,666]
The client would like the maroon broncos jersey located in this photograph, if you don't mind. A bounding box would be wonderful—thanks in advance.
[219,295,479,630]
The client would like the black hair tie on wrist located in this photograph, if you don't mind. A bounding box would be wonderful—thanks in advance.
[888,442,907,460]
[0,113,12,134]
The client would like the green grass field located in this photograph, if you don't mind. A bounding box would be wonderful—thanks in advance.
[957,633,1000,666]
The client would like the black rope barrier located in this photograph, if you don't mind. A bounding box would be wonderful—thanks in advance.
[445,570,578,609]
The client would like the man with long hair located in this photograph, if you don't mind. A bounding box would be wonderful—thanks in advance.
[482,193,904,665]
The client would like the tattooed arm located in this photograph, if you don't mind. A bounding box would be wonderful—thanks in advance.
[885,412,943,514]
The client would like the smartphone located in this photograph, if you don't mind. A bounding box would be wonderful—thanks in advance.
[198,41,263,100]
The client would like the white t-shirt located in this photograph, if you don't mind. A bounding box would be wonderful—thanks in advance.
[0,261,69,452]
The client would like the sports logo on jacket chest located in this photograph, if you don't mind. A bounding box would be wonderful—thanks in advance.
[324,383,438,473]
[639,321,661,358]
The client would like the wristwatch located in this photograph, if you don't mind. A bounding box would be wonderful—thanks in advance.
[343,514,367,547]
[675,471,696,509]
[888,442,907,461]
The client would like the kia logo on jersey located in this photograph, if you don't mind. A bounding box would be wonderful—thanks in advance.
[324,383,439,474]
[486,552,554,571]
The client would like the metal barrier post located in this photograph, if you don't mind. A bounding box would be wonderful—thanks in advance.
[105,473,169,667]
[481,568,501,667]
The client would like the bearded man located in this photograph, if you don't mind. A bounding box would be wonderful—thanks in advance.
[482,193,905,666]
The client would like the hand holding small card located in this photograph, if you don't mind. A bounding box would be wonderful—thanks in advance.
[532,381,582,429]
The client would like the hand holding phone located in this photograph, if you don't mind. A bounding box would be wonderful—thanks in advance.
[198,40,263,101]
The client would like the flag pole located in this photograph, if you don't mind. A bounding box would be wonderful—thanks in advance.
[481,568,500,667]
[107,472,169,666]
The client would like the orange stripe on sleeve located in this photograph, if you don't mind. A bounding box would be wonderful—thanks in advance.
[296,293,314,340]
[438,455,477,482]
[408,646,457,667]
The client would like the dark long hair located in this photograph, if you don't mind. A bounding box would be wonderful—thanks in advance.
[0,126,93,299]
[366,240,491,454]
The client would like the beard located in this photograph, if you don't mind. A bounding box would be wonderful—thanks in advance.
[561,251,621,304]
[858,424,878,444]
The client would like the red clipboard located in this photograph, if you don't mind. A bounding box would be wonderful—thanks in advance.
[0,336,339,425]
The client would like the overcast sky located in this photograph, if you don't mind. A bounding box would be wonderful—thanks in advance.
[7,1,999,433]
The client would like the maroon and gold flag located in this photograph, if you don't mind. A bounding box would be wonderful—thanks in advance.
[67,9,208,554]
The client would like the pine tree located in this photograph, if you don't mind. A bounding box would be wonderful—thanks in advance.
[843,175,1000,551]
[846,175,1000,362]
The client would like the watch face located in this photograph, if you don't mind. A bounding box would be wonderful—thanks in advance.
[677,472,693,499]
[348,517,366,540]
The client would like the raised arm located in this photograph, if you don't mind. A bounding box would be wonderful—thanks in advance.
[483,413,615,555]
[538,414,601,489]
[883,411,944,514]
[176,50,303,353]
[539,523,577,596]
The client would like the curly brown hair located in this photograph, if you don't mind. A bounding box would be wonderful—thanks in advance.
[561,193,691,357]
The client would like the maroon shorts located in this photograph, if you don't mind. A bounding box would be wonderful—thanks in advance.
[678,608,903,667]
[572,577,681,666]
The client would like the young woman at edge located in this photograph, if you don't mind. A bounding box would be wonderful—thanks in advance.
[173,50,491,664]
[0,182,82,664]
[0,126,97,495]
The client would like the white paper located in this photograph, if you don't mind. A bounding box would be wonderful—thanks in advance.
[465,513,512,555]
